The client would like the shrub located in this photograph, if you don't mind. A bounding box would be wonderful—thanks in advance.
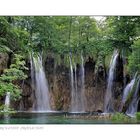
[136,112,140,120]
[111,113,130,122]
[0,105,16,114]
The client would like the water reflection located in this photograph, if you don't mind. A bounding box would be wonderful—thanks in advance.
[0,112,139,124]
[4,114,10,124]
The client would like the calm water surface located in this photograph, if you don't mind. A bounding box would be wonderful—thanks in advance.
[0,112,138,124]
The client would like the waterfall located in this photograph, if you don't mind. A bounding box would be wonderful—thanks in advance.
[69,53,86,112]
[74,64,78,101]
[80,54,86,111]
[122,77,136,104]
[104,50,119,113]
[4,92,10,112]
[30,53,36,110]
[126,77,140,117]
[69,55,75,112]
[30,53,51,111]
[119,77,135,112]
[30,54,35,92]
[119,73,137,112]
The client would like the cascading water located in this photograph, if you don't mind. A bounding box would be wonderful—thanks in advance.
[79,54,86,111]
[119,73,137,112]
[69,53,86,112]
[30,53,51,111]
[4,92,10,112]
[122,77,136,104]
[30,54,35,92]
[126,77,140,117]
[30,53,36,110]
[69,55,75,112]
[119,77,135,112]
[74,64,78,100]
[104,50,119,113]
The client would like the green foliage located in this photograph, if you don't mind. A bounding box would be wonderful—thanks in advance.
[0,45,11,53]
[0,16,140,76]
[105,16,140,49]
[111,113,131,122]
[104,16,140,76]
[0,54,28,100]
[0,82,21,100]
[0,54,28,82]
[128,39,140,74]
[0,105,16,114]
[0,17,29,53]
[0,16,140,57]
[136,112,140,120]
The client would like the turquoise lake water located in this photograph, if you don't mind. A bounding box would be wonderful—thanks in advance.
[0,112,138,124]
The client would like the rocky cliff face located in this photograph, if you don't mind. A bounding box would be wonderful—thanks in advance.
[45,56,71,111]
[44,55,107,112]
[44,56,106,112]
[84,57,106,112]
[0,53,124,112]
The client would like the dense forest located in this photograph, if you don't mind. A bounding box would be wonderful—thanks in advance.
[0,16,140,123]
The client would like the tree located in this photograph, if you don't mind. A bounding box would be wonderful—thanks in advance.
[0,54,28,100]
[128,39,140,74]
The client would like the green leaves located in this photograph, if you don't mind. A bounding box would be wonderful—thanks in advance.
[136,112,140,120]
[0,16,140,77]
[111,113,131,122]
[105,16,140,49]
[0,104,16,114]
[128,39,140,74]
[0,45,11,53]
[0,53,28,100]
[0,82,21,100]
